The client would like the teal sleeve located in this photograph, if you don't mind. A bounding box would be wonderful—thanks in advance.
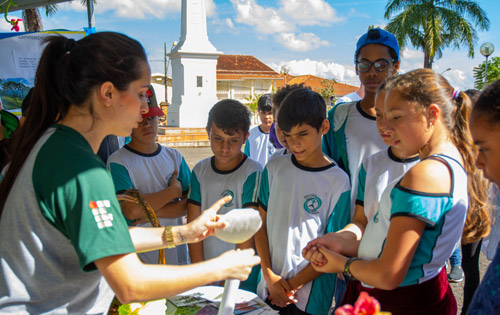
[356,164,367,204]
[390,186,453,227]
[187,170,201,205]
[258,167,269,211]
[179,157,191,195]
[244,139,250,156]
[242,171,261,207]
[326,190,351,233]
[108,162,134,192]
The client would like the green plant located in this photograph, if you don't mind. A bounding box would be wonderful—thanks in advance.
[316,79,337,106]
[244,93,262,124]
[473,56,500,90]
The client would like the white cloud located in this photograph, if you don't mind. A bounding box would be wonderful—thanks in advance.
[280,0,341,26]
[268,59,359,85]
[211,17,237,34]
[56,0,217,19]
[225,18,235,29]
[401,47,423,60]
[276,32,328,52]
[230,0,338,51]
[231,0,293,34]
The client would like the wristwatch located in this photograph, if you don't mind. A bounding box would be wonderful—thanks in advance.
[343,257,360,280]
[164,226,176,249]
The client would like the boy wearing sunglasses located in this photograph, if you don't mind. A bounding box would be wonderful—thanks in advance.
[322,27,400,308]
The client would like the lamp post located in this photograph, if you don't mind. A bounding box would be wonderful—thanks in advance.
[441,67,452,75]
[480,42,495,88]
[281,65,290,86]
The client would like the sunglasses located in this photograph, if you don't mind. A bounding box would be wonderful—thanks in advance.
[356,59,395,73]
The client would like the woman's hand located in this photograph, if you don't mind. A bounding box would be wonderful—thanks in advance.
[213,248,261,281]
[176,195,231,244]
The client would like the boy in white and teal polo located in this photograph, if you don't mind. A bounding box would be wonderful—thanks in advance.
[187,100,262,263]
[108,85,191,265]
[256,88,351,315]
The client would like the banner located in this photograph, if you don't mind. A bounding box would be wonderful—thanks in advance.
[0,30,85,116]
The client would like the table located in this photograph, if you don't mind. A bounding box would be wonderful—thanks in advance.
[122,286,277,315]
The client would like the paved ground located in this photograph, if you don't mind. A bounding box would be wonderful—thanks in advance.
[173,146,491,315]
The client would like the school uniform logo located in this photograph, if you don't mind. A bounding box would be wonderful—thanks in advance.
[221,189,234,207]
[303,194,322,214]
[89,200,114,229]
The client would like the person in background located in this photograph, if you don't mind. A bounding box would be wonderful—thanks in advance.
[466,78,500,314]
[245,93,276,167]
[108,84,191,265]
[269,83,306,159]
[335,84,364,105]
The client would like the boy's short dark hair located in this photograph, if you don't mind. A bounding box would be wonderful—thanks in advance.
[474,79,500,125]
[258,94,272,112]
[207,99,251,135]
[278,88,326,132]
[271,83,307,115]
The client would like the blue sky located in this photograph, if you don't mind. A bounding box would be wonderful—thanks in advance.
[3,0,499,90]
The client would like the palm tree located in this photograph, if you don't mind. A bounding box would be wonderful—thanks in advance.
[384,0,490,69]
[23,1,94,32]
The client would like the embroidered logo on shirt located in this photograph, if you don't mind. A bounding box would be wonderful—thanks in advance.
[89,200,114,229]
[303,194,322,214]
[221,189,234,207]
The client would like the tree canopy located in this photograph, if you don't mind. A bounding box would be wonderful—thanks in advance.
[384,0,490,69]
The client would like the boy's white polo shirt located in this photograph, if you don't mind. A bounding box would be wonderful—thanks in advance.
[258,154,351,314]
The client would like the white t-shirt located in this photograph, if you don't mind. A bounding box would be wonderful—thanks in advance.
[188,155,262,260]
[244,126,276,167]
[257,154,350,314]
[108,144,191,265]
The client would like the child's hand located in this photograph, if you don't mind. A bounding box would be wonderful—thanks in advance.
[168,170,182,196]
[267,273,296,308]
[310,246,347,274]
[303,245,328,266]
[302,233,346,258]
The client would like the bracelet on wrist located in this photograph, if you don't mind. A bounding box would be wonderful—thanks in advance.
[163,226,176,249]
[343,257,360,280]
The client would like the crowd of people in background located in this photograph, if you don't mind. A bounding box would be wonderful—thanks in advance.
[0,27,499,315]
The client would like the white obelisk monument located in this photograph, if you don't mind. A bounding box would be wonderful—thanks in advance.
[167,0,221,127]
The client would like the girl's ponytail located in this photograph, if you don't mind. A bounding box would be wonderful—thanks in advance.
[452,91,491,243]
[0,33,147,215]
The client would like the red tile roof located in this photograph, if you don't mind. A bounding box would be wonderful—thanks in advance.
[217,55,281,80]
[216,54,358,96]
[278,74,358,96]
